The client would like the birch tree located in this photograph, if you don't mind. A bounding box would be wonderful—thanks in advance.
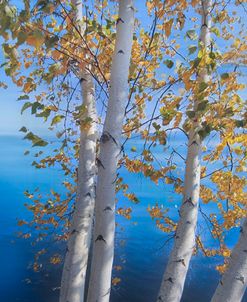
[211,218,247,302]
[87,1,135,301]
[157,1,212,301]
[59,1,97,302]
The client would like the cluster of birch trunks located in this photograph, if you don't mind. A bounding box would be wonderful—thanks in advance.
[59,1,247,302]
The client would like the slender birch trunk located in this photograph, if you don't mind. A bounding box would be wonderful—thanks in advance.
[59,2,97,302]
[86,1,135,301]
[157,1,212,302]
[211,218,247,302]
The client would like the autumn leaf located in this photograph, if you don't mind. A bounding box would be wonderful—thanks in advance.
[26,30,45,48]
[164,19,173,38]
[112,277,121,286]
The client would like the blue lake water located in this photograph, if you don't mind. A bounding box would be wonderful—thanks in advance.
[0,135,246,302]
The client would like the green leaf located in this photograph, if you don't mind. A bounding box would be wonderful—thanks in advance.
[198,124,211,139]
[45,35,59,48]
[17,94,29,101]
[17,31,27,45]
[186,110,195,118]
[198,49,203,59]
[36,108,51,121]
[1,15,11,31]
[2,43,12,56]
[21,102,32,114]
[186,30,197,40]
[225,107,234,116]
[24,132,48,147]
[193,57,201,68]
[188,46,197,55]
[19,126,28,133]
[160,108,176,125]
[199,82,208,93]
[211,27,220,37]
[197,100,208,111]
[209,52,216,59]
[19,9,29,22]
[221,73,229,80]
[198,129,207,139]
[33,139,48,147]
[152,122,161,131]
[164,59,174,69]
[31,102,44,114]
[51,115,64,126]
[235,120,246,128]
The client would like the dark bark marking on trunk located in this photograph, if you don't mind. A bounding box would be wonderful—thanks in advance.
[103,206,113,212]
[236,276,245,284]
[112,173,119,184]
[183,197,195,207]
[175,258,186,266]
[165,277,174,283]
[95,235,106,243]
[116,17,124,24]
[190,140,199,146]
[96,158,105,169]
[79,77,86,83]
[71,229,79,235]
[101,131,118,146]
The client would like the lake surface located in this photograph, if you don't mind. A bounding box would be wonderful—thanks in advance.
[0,135,246,302]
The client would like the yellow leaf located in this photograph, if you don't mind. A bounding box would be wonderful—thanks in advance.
[112,277,121,286]
[26,30,45,48]
[164,19,173,38]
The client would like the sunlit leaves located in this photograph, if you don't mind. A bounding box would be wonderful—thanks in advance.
[50,254,62,265]
[51,115,64,126]
[24,132,48,147]
[211,27,220,37]
[26,29,45,48]
[112,277,121,286]
[160,107,176,125]
[163,19,173,38]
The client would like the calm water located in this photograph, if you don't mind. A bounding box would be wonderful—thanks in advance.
[0,135,246,302]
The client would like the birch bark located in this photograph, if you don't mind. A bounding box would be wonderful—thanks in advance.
[59,1,97,302]
[157,1,212,301]
[211,218,247,302]
[86,1,134,301]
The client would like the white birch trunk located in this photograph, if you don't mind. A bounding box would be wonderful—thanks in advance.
[211,218,247,302]
[157,1,212,301]
[59,2,97,302]
[86,1,135,301]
